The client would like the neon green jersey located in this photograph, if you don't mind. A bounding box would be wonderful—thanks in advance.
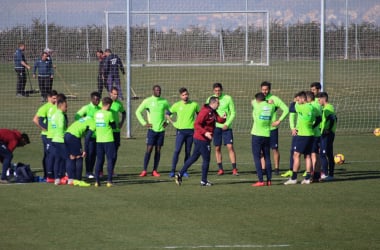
[66,117,96,138]
[75,102,101,120]
[207,93,236,129]
[265,93,289,130]
[51,109,67,143]
[295,103,316,136]
[94,109,114,143]
[310,101,322,137]
[136,96,170,132]
[321,103,337,134]
[46,105,57,139]
[250,100,276,137]
[110,99,125,133]
[36,102,53,136]
[169,100,200,129]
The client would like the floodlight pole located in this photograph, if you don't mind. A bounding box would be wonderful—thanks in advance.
[344,0,348,60]
[320,0,325,91]
[44,0,48,49]
[125,0,132,138]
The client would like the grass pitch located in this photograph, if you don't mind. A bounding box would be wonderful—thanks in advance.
[1,134,380,249]
[0,60,379,249]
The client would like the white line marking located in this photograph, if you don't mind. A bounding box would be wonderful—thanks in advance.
[159,244,290,249]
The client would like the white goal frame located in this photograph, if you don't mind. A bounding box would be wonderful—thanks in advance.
[104,10,270,67]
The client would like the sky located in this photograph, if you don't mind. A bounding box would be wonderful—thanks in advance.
[1,0,379,30]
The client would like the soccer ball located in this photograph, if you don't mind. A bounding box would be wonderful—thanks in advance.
[334,154,345,165]
[373,128,380,136]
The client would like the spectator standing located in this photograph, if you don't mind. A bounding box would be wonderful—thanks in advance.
[33,52,54,102]
[96,49,107,97]
[104,49,125,100]
[14,42,31,97]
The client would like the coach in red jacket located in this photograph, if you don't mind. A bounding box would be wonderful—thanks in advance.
[0,129,30,183]
[175,96,226,186]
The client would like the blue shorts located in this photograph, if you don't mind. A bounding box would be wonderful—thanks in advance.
[213,128,234,146]
[146,130,165,146]
[311,136,320,153]
[294,136,313,155]
[269,128,279,149]
[64,133,82,156]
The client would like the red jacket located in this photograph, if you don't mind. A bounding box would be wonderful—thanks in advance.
[194,104,226,142]
[0,129,22,152]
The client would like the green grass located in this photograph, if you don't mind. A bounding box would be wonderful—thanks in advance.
[1,59,379,137]
[1,134,380,249]
[1,60,380,249]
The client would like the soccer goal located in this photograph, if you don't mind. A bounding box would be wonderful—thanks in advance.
[104,10,270,67]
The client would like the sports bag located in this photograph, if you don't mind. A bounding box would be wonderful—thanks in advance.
[15,163,35,183]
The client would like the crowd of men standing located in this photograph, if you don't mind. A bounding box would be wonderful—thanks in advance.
[5,42,337,187]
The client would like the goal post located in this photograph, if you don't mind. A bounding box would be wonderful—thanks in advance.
[105,10,270,66]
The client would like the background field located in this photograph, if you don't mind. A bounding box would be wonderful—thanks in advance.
[1,133,380,249]
[1,60,380,249]
[1,1,380,248]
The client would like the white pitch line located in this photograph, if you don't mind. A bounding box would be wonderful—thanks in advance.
[160,244,290,249]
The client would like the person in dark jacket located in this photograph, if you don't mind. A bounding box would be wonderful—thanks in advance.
[104,49,125,100]
[14,42,31,97]
[33,51,54,102]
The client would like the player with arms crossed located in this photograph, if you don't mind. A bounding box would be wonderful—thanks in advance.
[166,87,200,178]
[260,81,289,175]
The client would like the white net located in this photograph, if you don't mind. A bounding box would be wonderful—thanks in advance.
[0,0,379,139]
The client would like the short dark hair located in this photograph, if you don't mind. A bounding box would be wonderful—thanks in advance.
[317,92,329,101]
[255,92,265,101]
[152,85,161,90]
[48,90,58,97]
[209,96,219,104]
[212,82,223,90]
[310,82,321,90]
[305,91,315,101]
[179,87,188,94]
[57,96,67,106]
[111,87,118,92]
[56,93,67,103]
[261,81,272,90]
[296,91,307,99]
[21,133,30,144]
[96,49,103,54]
[102,96,113,106]
[90,91,101,99]
[105,48,112,53]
